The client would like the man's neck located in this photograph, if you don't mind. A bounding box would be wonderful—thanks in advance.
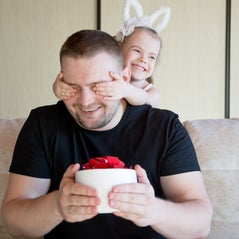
[93,99,127,131]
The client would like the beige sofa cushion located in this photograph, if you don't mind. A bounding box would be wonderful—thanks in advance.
[184,118,239,239]
[1,117,239,238]
[0,118,26,173]
[0,118,25,238]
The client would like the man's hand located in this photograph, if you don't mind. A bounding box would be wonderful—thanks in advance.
[94,71,130,101]
[109,164,156,227]
[57,164,101,222]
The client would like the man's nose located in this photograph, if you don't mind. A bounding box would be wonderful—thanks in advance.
[78,89,95,106]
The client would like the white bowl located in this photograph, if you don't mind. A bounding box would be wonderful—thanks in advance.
[75,168,137,213]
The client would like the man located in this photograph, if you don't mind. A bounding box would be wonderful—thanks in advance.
[2,30,212,239]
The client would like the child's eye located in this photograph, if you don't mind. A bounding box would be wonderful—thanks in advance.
[150,56,156,61]
[133,49,140,53]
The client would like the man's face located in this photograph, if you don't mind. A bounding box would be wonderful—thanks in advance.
[61,53,125,130]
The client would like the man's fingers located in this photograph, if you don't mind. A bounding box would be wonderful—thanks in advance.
[135,164,151,185]
[63,163,80,179]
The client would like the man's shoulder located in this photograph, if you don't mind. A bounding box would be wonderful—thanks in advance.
[128,104,179,121]
[31,100,64,112]
[26,101,71,126]
[30,101,66,117]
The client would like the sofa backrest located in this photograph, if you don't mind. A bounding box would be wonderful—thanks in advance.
[1,117,239,238]
[0,118,26,238]
[184,118,239,239]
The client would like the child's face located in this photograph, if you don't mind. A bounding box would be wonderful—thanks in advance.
[121,29,161,82]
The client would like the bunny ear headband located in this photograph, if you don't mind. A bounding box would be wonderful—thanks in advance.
[115,0,171,42]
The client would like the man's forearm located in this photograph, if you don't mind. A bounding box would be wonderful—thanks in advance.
[2,191,63,237]
[151,198,213,239]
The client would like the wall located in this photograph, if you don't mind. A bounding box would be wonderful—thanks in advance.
[0,0,238,120]
[231,0,239,118]
[101,0,238,121]
[0,0,97,118]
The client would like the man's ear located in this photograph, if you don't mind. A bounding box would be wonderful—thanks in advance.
[122,66,131,83]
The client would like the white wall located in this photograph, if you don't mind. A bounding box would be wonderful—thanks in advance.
[231,0,239,118]
[1,0,238,120]
[0,0,96,118]
[102,0,238,121]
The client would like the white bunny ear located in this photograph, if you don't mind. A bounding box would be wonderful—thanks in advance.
[149,7,171,34]
[123,0,144,22]
[116,0,171,42]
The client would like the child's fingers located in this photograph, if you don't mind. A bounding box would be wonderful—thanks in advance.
[109,71,121,81]
[56,72,64,81]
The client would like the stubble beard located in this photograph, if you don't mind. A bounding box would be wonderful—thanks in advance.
[75,101,121,130]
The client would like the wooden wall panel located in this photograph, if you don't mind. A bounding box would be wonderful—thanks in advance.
[0,0,96,118]
[231,0,239,117]
[1,0,235,120]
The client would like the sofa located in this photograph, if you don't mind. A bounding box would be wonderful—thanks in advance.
[1,117,239,239]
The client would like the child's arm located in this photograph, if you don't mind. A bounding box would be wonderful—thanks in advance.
[52,72,76,100]
[94,72,160,108]
[144,87,161,108]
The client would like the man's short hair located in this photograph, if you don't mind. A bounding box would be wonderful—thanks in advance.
[60,29,124,68]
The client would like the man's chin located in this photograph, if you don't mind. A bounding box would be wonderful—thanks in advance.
[75,117,107,130]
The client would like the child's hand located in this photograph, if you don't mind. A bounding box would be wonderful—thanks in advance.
[93,72,129,101]
[53,72,76,100]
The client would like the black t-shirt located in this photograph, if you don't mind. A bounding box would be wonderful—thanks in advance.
[10,101,200,239]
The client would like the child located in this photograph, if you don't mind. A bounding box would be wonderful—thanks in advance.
[53,0,170,108]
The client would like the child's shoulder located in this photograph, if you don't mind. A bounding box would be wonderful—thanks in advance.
[143,83,153,91]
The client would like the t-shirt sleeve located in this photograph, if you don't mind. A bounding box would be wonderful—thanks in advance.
[160,115,200,176]
[9,109,51,178]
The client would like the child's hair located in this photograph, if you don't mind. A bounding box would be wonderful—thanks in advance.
[113,0,171,84]
[118,26,162,60]
[115,0,171,43]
